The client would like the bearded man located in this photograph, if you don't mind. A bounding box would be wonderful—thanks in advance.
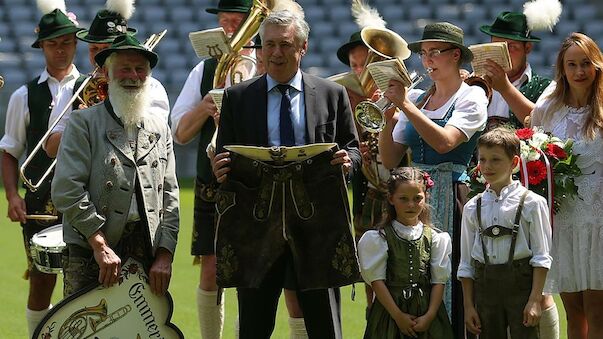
[51,35,180,298]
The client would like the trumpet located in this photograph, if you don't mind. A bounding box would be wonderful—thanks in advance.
[355,68,432,133]
[19,30,167,192]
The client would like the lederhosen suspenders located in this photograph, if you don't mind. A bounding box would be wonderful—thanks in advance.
[476,190,529,265]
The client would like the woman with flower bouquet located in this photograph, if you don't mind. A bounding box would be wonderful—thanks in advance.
[530,32,603,339]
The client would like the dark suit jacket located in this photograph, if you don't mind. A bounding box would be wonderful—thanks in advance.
[216,72,361,169]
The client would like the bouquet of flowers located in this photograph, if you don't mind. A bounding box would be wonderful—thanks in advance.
[468,127,582,214]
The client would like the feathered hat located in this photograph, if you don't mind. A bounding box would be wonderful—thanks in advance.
[32,0,82,48]
[77,0,137,43]
[337,0,386,65]
[480,0,562,42]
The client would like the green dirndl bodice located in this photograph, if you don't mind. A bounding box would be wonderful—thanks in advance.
[364,225,453,339]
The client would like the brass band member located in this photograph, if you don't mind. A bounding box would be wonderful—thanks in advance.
[0,1,82,336]
[44,0,170,158]
[170,1,252,337]
[335,0,403,316]
[51,35,179,300]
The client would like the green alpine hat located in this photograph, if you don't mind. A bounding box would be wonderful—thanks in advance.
[480,11,540,42]
[77,9,137,43]
[206,0,252,14]
[408,22,473,64]
[336,31,365,66]
[95,34,158,69]
[32,9,83,48]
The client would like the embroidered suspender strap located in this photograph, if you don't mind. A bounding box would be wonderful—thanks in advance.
[476,194,491,266]
[507,190,529,264]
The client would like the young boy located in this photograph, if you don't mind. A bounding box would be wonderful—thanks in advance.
[458,127,553,339]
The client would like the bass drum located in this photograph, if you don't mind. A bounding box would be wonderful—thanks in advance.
[30,224,65,274]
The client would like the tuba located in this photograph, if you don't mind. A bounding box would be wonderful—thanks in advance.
[208,0,275,153]
[212,0,271,88]
[465,74,493,103]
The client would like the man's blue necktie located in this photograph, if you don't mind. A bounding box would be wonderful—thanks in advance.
[277,84,295,146]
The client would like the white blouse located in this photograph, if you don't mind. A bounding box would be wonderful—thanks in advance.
[358,220,452,285]
[393,82,488,145]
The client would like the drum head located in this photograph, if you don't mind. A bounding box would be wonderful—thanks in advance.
[31,224,65,248]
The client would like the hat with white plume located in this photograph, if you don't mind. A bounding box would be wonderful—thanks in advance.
[33,0,82,48]
[77,0,137,43]
[337,0,386,65]
[480,0,562,42]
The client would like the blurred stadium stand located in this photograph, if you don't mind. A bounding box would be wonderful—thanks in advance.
[0,0,601,177]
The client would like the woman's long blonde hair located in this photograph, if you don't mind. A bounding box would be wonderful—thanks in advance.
[546,32,603,140]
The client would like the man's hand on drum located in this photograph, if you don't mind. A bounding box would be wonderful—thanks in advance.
[88,231,121,288]
[212,151,231,183]
[7,193,26,223]
[149,248,173,296]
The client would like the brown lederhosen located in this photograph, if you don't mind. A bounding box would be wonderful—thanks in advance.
[215,146,360,290]
[473,191,538,339]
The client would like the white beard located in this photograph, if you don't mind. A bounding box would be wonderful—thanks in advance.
[107,75,151,128]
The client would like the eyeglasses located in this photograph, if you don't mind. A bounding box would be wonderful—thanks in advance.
[418,47,456,59]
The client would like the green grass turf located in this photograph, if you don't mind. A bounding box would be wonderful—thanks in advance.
[0,180,566,338]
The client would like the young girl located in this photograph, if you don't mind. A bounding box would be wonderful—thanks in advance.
[531,32,603,339]
[358,167,454,338]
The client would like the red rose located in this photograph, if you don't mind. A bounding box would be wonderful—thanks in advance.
[526,160,547,185]
[545,143,568,160]
[516,128,534,140]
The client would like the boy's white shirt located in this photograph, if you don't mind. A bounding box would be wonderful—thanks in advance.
[358,221,452,285]
[457,181,553,280]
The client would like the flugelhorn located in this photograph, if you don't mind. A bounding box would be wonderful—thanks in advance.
[355,68,432,133]
[19,30,167,192]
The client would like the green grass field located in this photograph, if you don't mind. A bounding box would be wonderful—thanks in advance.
[0,181,566,338]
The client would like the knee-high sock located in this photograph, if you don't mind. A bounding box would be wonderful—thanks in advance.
[197,288,224,339]
[539,304,560,339]
[288,317,309,339]
[27,305,51,338]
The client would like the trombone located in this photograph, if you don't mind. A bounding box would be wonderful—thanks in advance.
[19,30,167,192]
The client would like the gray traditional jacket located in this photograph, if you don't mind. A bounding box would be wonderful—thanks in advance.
[52,100,179,254]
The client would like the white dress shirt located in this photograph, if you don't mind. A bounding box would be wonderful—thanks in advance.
[0,66,80,158]
[358,220,452,285]
[266,70,306,146]
[458,181,553,280]
[171,54,256,145]
[487,63,533,118]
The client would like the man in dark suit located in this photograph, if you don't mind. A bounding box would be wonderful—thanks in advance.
[212,9,360,339]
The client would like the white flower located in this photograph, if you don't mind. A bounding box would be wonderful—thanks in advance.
[529,131,549,149]
[476,174,486,184]
[549,136,565,148]
[521,142,541,161]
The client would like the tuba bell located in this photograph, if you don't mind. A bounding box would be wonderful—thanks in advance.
[79,75,109,107]
[348,27,411,191]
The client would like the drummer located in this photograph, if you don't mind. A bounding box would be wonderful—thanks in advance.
[0,2,82,337]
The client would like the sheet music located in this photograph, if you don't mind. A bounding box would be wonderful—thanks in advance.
[327,72,364,96]
[209,89,225,112]
[469,42,512,76]
[366,58,412,92]
[188,27,232,59]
